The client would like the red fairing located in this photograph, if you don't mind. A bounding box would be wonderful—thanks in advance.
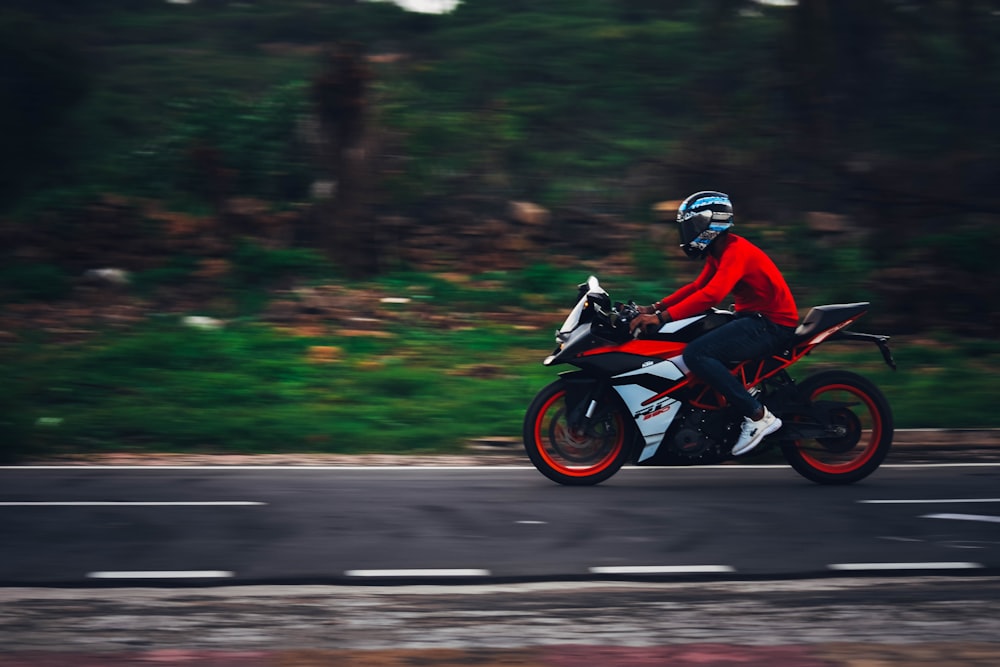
[578,339,686,359]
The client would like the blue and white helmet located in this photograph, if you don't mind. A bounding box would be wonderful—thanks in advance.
[676,190,734,259]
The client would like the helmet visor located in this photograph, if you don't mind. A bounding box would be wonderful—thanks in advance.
[678,215,705,247]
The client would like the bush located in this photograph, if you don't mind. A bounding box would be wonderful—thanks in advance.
[230,241,334,286]
[0,263,73,302]
[0,387,32,462]
[0,12,90,206]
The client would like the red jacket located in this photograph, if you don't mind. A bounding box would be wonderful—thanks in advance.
[656,234,799,328]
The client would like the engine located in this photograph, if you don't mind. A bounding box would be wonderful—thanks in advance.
[660,405,739,464]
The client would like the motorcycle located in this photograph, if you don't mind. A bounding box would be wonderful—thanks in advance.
[523,276,897,486]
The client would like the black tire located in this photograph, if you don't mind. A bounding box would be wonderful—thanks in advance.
[780,370,893,485]
[523,378,633,486]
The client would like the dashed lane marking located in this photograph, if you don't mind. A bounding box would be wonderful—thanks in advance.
[87,570,235,579]
[861,498,1000,504]
[922,513,1000,524]
[828,562,984,572]
[590,565,736,575]
[345,569,492,578]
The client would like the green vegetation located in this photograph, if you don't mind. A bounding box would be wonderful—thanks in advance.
[2,268,999,462]
[5,2,998,213]
[794,337,1000,431]
[0,263,74,302]
[1,1,998,458]
[0,294,550,460]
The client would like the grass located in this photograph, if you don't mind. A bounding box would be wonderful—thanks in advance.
[2,271,999,461]
[0,315,555,459]
[794,336,1000,430]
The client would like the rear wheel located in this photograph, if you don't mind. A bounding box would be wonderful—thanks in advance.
[523,379,633,486]
[780,370,893,485]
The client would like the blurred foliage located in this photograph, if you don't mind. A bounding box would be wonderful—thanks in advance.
[110,83,314,205]
[0,12,90,202]
[229,241,334,287]
[0,316,557,456]
[0,383,32,462]
[129,255,200,296]
[2,280,999,459]
[1,0,998,332]
[796,335,1000,431]
[1,0,996,459]
[631,242,671,283]
[0,263,74,302]
[5,0,996,211]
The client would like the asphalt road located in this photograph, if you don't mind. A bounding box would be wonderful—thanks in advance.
[2,462,999,665]
[1,462,998,585]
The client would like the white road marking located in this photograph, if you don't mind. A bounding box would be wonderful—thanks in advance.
[828,562,983,571]
[878,536,924,543]
[922,513,1000,524]
[516,520,547,525]
[590,565,736,575]
[87,570,234,579]
[345,569,491,578]
[861,498,1000,504]
[0,501,264,506]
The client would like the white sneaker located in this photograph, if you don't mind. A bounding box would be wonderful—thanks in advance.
[732,408,782,456]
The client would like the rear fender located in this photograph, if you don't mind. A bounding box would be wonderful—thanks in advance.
[829,330,897,370]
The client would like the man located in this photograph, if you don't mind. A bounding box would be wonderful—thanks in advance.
[629,191,799,456]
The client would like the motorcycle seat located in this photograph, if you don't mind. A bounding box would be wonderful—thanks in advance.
[793,302,869,340]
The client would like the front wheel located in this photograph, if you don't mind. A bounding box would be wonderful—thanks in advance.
[780,370,893,485]
[523,378,633,486]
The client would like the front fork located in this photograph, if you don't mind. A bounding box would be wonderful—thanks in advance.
[562,375,610,434]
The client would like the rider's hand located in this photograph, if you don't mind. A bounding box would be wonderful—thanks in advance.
[637,305,655,315]
[629,313,661,335]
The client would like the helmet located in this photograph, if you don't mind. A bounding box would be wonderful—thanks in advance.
[676,190,734,259]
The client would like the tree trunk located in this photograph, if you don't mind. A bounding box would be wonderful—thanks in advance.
[312,42,380,277]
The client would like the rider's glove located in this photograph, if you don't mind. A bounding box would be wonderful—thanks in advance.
[629,313,661,334]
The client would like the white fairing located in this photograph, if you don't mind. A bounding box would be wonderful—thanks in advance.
[555,287,709,462]
[610,313,708,461]
[655,313,706,334]
[557,276,604,336]
[668,353,690,376]
[611,359,685,462]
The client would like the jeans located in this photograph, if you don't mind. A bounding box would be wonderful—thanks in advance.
[682,314,795,419]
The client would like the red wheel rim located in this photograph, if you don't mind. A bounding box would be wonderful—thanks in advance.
[795,383,883,474]
[533,389,625,478]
